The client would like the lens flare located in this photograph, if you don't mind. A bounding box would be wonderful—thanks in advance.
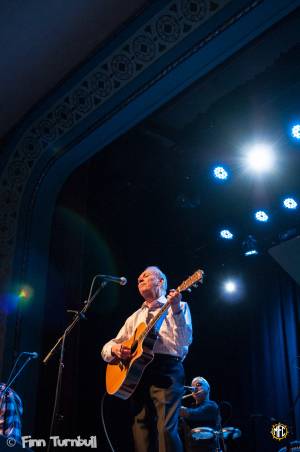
[17,285,33,301]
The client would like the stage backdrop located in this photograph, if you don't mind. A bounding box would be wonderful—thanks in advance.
[33,137,300,452]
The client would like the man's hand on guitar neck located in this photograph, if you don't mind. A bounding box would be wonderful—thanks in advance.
[167,289,183,315]
[111,343,132,360]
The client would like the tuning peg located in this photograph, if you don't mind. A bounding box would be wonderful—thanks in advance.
[193,283,198,288]
[187,288,192,293]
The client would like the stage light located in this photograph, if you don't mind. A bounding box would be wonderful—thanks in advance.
[221,278,244,302]
[224,280,236,293]
[291,124,300,140]
[220,229,233,239]
[242,235,258,256]
[283,197,298,209]
[213,166,228,180]
[255,210,269,222]
[245,249,258,256]
[246,144,274,172]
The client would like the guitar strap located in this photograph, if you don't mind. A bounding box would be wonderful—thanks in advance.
[146,308,168,335]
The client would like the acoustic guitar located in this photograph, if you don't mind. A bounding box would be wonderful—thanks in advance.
[106,270,204,400]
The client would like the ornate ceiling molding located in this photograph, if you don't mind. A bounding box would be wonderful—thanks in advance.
[0,0,297,392]
[0,0,241,290]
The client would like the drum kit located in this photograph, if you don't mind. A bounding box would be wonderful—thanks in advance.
[189,426,241,451]
[278,440,300,452]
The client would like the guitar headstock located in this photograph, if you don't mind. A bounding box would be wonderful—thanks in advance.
[176,270,204,293]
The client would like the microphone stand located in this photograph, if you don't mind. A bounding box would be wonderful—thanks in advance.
[0,354,35,412]
[43,277,107,452]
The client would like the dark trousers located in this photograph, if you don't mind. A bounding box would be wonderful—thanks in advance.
[131,354,184,452]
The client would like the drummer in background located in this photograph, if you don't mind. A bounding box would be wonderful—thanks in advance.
[179,376,220,451]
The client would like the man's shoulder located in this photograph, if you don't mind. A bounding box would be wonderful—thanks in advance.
[204,400,219,410]
[125,305,144,321]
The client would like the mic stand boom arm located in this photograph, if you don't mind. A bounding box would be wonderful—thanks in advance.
[43,279,107,364]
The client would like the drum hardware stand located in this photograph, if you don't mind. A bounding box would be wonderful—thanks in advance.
[43,276,108,452]
[214,409,225,452]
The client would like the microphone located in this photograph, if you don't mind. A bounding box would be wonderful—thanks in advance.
[22,352,38,359]
[184,386,197,392]
[182,393,195,400]
[97,275,127,286]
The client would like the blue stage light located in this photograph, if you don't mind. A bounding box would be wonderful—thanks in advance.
[291,124,300,140]
[283,198,298,209]
[255,210,269,222]
[213,166,228,180]
[245,249,258,256]
[220,229,233,239]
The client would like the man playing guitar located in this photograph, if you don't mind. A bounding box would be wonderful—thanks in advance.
[101,266,193,452]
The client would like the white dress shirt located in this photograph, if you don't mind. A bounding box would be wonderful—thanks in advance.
[101,295,193,362]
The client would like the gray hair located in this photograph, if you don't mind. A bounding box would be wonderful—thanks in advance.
[145,266,168,295]
[191,376,210,393]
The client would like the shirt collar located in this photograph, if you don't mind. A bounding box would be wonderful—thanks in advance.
[142,295,167,310]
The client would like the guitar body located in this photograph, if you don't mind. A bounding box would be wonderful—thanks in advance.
[106,322,157,400]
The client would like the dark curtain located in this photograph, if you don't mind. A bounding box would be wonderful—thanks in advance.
[249,259,300,451]
[34,153,300,452]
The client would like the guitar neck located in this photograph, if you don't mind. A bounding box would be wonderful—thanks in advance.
[137,270,203,343]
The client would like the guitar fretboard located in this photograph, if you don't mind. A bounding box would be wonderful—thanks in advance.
[138,297,173,342]
[137,270,203,343]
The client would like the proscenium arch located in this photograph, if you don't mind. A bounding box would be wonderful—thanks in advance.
[1,0,298,432]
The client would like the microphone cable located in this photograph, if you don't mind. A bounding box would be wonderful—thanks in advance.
[100,392,116,452]
[5,352,38,391]
[5,353,25,388]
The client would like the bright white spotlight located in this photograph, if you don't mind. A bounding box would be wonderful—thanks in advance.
[283,198,298,209]
[255,210,269,222]
[224,280,236,293]
[220,229,233,239]
[213,166,228,180]
[246,144,274,172]
[291,124,300,140]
